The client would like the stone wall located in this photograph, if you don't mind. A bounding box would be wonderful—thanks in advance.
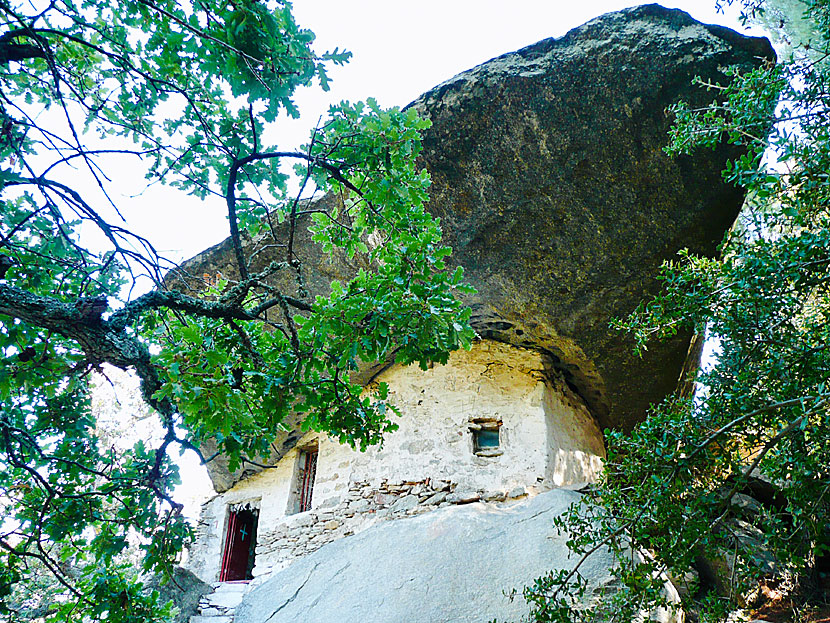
[253,477,530,577]
[186,340,606,584]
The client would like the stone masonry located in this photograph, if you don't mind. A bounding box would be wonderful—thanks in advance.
[206,478,529,581]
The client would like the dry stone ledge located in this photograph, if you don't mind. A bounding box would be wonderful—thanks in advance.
[234,489,680,623]
[179,5,775,491]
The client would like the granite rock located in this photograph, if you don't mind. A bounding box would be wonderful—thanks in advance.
[148,566,212,623]
[234,489,680,623]
[179,5,774,491]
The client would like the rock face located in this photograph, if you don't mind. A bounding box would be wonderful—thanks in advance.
[411,5,772,431]
[181,5,774,489]
[147,566,211,623]
[233,489,679,623]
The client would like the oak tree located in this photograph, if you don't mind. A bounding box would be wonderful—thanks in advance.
[0,1,473,620]
[526,2,830,621]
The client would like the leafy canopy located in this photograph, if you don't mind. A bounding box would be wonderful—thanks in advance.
[524,1,830,622]
[0,0,473,620]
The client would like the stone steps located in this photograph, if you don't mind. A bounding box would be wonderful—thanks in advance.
[190,581,249,623]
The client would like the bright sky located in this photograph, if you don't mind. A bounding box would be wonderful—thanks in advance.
[292,1,751,111]
[127,1,772,514]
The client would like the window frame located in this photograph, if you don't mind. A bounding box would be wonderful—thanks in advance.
[469,418,503,457]
[298,447,318,513]
[287,440,319,515]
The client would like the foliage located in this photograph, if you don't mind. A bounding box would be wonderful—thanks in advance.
[524,1,830,621]
[0,1,473,621]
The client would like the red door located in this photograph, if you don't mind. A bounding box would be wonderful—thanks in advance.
[219,508,257,581]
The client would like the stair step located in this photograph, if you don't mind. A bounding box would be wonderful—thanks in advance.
[212,582,249,593]
[203,591,244,609]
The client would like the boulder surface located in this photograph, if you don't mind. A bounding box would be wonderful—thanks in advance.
[410,4,772,430]
[181,5,774,490]
[148,566,211,623]
[234,489,678,623]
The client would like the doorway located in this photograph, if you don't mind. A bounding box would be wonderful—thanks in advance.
[219,506,258,581]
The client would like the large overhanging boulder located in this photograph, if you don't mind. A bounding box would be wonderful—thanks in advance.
[180,4,774,491]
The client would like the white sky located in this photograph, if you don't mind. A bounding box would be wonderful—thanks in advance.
[292,1,750,111]
[121,1,771,512]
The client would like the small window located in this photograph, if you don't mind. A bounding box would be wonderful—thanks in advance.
[469,418,503,457]
[288,442,318,514]
[475,428,500,449]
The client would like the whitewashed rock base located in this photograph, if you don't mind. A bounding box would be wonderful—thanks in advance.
[234,489,682,623]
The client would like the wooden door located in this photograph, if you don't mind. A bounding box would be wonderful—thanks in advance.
[219,508,257,581]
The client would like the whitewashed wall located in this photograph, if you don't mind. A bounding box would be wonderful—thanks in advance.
[187,340,605,583]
